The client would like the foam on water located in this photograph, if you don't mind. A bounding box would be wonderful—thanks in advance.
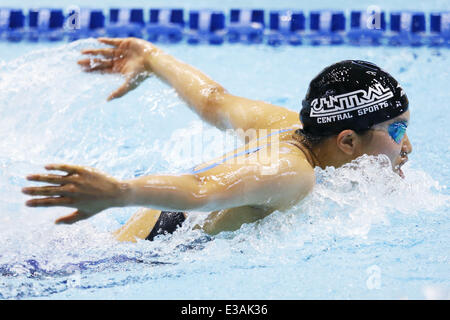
[1,155,447,299]
[0,40,449,299]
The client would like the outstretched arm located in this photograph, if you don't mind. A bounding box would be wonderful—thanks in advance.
[79,37,300,132]
[22,147,314,225]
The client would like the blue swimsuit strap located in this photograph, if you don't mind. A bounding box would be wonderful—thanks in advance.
[190,128,292,174]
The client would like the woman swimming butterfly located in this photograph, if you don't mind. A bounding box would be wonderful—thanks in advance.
[22,37,412,242]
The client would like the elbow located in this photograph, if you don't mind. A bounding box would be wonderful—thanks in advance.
[202,86,226,111]
[204,85,226,106]
[201,86,231,130]
[182,174,223,211]
[175,175,213,211]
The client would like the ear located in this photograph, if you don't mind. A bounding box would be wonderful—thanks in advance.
[336,130,360,155]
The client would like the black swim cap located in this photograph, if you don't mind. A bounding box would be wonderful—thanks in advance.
[300,60,408,136]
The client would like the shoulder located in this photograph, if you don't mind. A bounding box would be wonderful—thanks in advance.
[278,142,316,188]
[256,142,315,210]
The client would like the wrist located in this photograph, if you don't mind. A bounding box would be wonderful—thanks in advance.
[115,180,134,207]
[143,42,161,73]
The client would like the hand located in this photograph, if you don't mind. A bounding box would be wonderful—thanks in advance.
[78,37,156,101]
[22,164,129,224]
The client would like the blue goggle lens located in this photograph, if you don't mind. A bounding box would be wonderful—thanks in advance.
[388,121,407,144]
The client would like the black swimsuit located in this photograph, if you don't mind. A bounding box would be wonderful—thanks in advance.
[145,211,186,241]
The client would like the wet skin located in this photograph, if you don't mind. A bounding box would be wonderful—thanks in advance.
[21,37,413,241]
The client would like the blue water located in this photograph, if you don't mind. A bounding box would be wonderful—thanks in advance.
[0,1,449,300]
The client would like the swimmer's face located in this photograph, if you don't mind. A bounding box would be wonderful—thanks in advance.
[360,110,412,178]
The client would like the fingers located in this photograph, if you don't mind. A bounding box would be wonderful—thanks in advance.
[26,173,72,184]
[22,184,75,196]
[25,196,74,208]
[55,210,89,225]
[97,37,125,47]
[81,48,115,58]
[23,165,82,207]
[107,72,149,101]
[78,58,113,73]
[44,164,82,174]
[107,80,131,101]
[24,164,81,186]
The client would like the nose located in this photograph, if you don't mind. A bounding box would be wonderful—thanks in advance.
[402,133,412,155]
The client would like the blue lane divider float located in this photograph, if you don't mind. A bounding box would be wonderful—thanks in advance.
[430,12,450,46]
[388,11,426,46]
[66,8,105,41]
[0,7,449,47]
[347,9,386,45]
[107,8,144,38]
[28,8,65,41]
[268,10,305,46]
[147,9,184,43]
[187,10,226,44]
[309,10,346,45]
[228,9,265,44]
[0,8,25,41]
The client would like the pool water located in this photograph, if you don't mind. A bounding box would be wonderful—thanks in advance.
[0,37,449,299]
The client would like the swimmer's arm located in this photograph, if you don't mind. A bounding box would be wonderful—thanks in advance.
[122,152,314,213]
[22,152,313,224]
[80,38,300,131]
[146,48,300,131]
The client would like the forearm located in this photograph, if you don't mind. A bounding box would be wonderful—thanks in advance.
[146,45,226,125]
[120,171,255,213]
[121,174,207,211]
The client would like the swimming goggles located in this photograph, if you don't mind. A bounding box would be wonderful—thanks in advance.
[372,120,408,144]
[388,121,408,144]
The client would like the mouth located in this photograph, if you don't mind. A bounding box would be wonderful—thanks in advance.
[395,156,408,179]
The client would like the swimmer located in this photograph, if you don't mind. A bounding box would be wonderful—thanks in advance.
[22,37,412,242]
